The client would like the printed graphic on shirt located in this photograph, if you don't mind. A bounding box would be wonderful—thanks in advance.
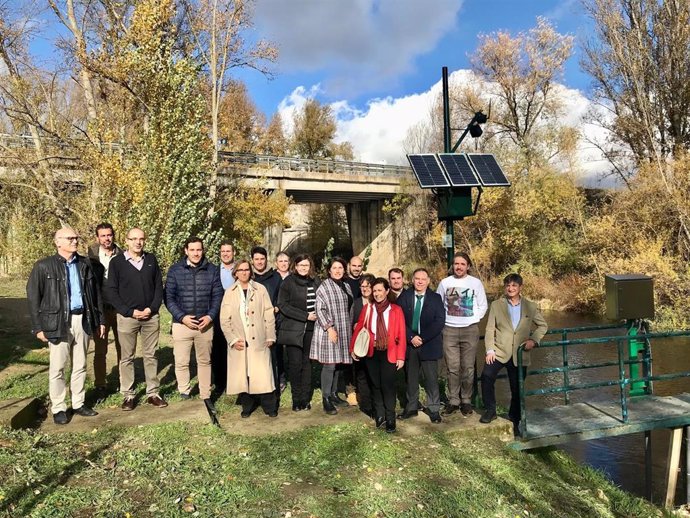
[445,287,475,317]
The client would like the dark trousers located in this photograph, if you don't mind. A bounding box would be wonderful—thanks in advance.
[286,330,313,404]
[211,320,227,394]
[365,350,397,421]
[404,346,441,413]
[354,360,373,413]
[480,358,526,422]
[238,391,277,414]
[270,343,285,411]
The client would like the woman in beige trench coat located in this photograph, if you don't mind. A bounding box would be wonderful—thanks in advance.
[220,260,278,418]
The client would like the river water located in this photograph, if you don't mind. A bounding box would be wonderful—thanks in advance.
[490,311,690,505]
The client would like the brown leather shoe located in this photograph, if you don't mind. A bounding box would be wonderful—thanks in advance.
[147,395,168,408]
[121,397,136,411]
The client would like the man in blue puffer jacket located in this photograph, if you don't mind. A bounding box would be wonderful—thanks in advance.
[165,236,224,404]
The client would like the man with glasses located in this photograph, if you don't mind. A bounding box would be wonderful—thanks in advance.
[27,227,105,425]
[87,222,123,396]
[105,228,167,411]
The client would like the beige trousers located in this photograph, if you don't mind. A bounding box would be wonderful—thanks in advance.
[172,323,214,399]
[117,314,161,398]
[49,314,90,414]
[92,307,121,387]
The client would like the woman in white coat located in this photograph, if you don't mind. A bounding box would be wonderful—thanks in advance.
[220,260,277,418]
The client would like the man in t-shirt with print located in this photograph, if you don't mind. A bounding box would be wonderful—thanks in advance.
[436,252,488,416]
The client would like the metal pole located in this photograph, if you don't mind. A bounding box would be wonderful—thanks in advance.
[646,430,652,501]
[617,338,628,422]
[562,331,570,405]
[442,66,455,268]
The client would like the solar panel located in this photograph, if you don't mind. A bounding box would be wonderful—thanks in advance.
[407,154,450,188]
[438,153,481,187]
[467,154,510,187]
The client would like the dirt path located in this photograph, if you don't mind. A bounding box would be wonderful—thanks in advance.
[38,396,512,439]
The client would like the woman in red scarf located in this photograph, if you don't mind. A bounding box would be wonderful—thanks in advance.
[350,277,406,432]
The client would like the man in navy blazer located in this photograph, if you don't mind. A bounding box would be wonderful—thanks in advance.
[396,268,446,423]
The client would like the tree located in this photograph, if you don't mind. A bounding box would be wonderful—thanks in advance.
[470,17,574,167]
[181,0,276,218]
[291,98,337,159]
[582,0,690,257]
[217,80,265,153]
[257,112,287,156]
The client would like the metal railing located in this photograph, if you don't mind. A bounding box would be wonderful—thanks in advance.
[219,152,412,178]
[516,327,690,437]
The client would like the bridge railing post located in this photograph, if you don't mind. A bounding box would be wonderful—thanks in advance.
[617,338,629,422]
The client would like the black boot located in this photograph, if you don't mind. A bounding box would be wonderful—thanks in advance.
[322,397,338,415]
[330,393,349,407]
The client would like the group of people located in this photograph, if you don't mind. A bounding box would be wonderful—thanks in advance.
[27,224,548,436]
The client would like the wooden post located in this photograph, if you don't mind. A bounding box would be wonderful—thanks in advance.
[686,426,690,506]
[645,431,652,501]
[665,427,683,509]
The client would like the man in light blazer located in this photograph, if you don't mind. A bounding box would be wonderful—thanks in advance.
[480,273,548,434]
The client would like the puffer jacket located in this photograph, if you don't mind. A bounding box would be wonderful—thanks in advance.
[26,253,103,341]
[164,257,224,323]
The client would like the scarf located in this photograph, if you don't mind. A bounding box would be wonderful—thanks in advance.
[374,299,390,350]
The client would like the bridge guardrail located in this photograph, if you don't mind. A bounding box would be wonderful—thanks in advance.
[219,152,412,178]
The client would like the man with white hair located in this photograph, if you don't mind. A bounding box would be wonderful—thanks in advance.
[27,227,105,425]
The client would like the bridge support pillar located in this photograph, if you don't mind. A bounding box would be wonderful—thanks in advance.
[346,200,398,274]
[263,190,285,259]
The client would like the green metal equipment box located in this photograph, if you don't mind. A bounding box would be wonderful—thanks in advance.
[605,274,654,320]
[437,188,473,220]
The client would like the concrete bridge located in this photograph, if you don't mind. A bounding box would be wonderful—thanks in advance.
[220,153,416,270]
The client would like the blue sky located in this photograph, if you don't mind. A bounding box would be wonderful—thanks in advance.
[239,0,592,117]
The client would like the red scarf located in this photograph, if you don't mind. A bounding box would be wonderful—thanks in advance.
[374,299,390,350]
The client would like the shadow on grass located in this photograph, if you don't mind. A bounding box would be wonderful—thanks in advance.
[1,429,123,515]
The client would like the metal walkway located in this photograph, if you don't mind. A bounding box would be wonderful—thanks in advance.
[510,392,690,450]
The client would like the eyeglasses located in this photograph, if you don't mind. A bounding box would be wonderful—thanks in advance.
[235,268,251,273]
[59,236,80,242]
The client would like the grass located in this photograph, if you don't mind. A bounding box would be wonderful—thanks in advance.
[0,275,666,517]
[0,421,663,518]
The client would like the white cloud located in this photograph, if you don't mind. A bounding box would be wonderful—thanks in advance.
[277,70,618,186]
[253,0,463,95]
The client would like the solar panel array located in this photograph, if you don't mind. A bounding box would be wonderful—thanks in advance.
[408,153,510,189]
[406,154,449,188]
[466,154,510,187]
[437,153,481,187]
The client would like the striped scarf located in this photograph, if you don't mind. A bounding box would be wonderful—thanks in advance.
[374,299,390,350]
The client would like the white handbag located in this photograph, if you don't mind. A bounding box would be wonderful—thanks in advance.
[352,305,372,358]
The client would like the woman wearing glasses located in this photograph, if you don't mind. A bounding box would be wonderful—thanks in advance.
[220,259,277,418]
[351,277,406,433]
[310,257,353,415]
[277,254,321,411]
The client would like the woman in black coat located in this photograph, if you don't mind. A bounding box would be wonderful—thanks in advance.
[277,254,321,410]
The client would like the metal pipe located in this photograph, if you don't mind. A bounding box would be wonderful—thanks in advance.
[617,338,628,422]
[562,331,570,405]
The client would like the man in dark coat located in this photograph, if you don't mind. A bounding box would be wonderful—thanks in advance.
[27,227,105,425]
[396,268,446,423]
[87,222,123,394]
[251,246,284,406]
[165,237,224,403]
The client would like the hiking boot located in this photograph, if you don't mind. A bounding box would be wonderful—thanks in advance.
[441,404,459,416]
[460,403,473,417]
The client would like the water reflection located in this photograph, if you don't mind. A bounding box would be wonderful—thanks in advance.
[486,310,690,504]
